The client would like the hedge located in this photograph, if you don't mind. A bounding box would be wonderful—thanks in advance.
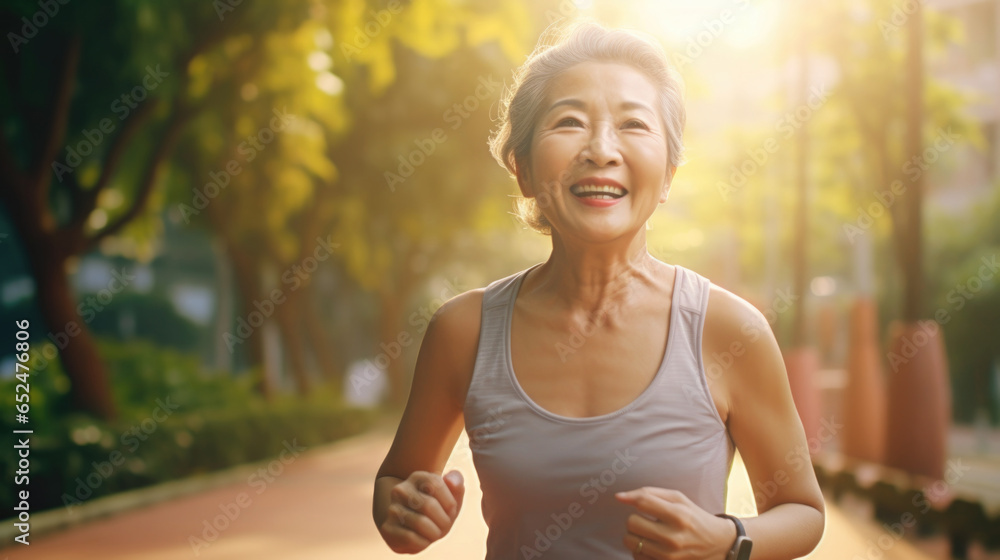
[0,338,377,514]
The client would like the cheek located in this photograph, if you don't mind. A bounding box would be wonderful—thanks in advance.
[530,136,583,186]
[624,139,669,185]
[534,131,588,164]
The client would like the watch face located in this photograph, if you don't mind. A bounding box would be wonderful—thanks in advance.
[735,537,753,560]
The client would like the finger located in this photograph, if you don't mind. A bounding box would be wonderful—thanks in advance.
[395,481,452,534]
[645,487,691,505]
[388,502,444,541]
[626,512,673,544]
[420,474,458,519]
[615,488,686,525]
[619,487,689,505]
[380,519,433,553]
[443,470,465,515]
[409,489,453,532]
[409,474,457,530]
[623,532,663,559]
[390,483,447,538]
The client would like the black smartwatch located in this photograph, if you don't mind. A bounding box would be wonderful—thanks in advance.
[716,513,753,560]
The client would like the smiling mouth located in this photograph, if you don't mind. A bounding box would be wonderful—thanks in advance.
[569,183,628,200]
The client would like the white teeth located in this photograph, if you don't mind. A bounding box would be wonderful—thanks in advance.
[571,184,626,197]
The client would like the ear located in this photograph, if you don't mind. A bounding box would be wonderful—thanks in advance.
[514,159,534,198]
[659,165,677,204]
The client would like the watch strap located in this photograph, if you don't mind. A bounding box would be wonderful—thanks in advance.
[716,513,746,537]
[716,513,748,560]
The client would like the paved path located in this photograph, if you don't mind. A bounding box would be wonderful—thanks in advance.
[4,420,943,560]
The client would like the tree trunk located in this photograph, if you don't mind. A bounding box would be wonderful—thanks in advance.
[27,244,117,420]
[227,245,274,399]
[790,1,810,348]
[211,238,234,373]
[379,294,407,407]
[900,0,925,321]
[302,298,343,393]
[274,297,311,396]
[235,286,273,398]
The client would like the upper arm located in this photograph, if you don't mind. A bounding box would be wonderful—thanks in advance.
[703,287,825,515]
[375,288,485,480]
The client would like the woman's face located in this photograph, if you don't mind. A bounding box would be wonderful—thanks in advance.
[519,61,675,243]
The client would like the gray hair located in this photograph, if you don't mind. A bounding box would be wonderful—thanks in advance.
[489,22,687,235]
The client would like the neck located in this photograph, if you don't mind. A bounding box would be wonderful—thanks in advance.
[529,229,660,311]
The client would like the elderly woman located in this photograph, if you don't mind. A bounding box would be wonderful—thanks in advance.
[373,23,825,559]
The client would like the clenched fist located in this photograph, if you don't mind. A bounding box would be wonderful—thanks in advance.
[379,469,466,554]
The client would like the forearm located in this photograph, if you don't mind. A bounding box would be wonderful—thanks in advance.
[740,502,825,560]
[373,475,405,528]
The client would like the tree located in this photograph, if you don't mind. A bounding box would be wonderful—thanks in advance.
[813,0,980,477]
[0,1,313,418]
[319,0,544,405]
[168,14,343,397]
[170,0,542,404]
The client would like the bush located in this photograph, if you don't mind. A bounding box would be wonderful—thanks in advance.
[31,404,376,514]
[86,291,205,353]
[0,338,375,514]
[100,338,263,418]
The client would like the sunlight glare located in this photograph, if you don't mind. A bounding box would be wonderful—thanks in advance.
[614,0,780,50]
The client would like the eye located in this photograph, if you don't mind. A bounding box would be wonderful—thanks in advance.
[622,119,649,130]
[556,116,583,127]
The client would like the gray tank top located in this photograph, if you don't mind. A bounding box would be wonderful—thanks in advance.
[463,263,735,559]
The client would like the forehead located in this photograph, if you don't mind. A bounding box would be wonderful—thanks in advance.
[542,61,659,111]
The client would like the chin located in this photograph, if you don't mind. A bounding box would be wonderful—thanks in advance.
[562,221,638,243]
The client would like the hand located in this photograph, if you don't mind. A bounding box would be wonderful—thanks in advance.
[614,487,735,559]
[379,469,465,553]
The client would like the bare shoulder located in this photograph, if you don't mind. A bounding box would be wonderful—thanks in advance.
[422,287,486,404]
[702,282,772,350]
[427,287,485,349]
[702,281,789,415]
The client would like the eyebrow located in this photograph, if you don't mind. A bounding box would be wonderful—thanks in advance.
[544,98,657,116]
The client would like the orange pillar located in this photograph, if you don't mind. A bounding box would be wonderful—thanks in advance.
[884,320,951,480]
[784,346,822,448]
[841,299,887,463]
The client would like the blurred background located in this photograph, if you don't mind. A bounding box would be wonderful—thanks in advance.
[0,0,997,558]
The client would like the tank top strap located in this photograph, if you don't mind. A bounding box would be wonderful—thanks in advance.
[463,264,539,423]
[659,265,725,429]
[673,264,710,315]
[481,266,530,311]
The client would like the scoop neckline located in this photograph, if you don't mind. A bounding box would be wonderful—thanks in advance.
[503,262,683,424]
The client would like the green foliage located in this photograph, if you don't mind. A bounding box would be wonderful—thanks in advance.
[167,0,548,293]
[99,339,260,419]
[0,401,376,514]
[926,186,1000,423]
[85,292,204,353]
[0,339,374,514]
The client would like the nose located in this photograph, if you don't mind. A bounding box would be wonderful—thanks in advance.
[579,122,621,167]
